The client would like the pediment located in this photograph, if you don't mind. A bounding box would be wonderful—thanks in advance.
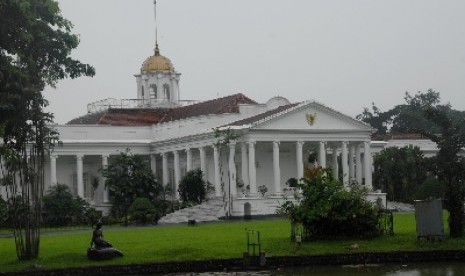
[252,101,372,131]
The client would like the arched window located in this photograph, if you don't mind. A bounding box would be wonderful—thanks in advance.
[149,84,157,99]
[163,84,170,100]
[141,86,145,98]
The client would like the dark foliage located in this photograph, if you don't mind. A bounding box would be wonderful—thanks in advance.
[420,107,465,237]
[0,196,7,227]
[42,184,91,227]
[128,197,156,224]
[279,167,380,239]
[357,90,465,135]
[0,0,94,260]
[178,169,208,205]
[373,146,428,202]
[101,150,162,226]
[415,177,445,201]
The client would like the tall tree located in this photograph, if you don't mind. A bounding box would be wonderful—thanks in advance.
[356,90,461,135]
[373,146,428,203]
[420,107,465,237]
[101,150,162,226]
[213,127,239,217]
[0,0,94,260]
[360,89,465,237]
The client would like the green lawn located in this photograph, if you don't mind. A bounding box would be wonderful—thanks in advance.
[0,213,464,273]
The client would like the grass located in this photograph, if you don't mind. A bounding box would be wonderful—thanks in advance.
[1,213,464,273]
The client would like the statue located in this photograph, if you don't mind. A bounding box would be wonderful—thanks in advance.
[87,221,123,260]
[91,221,113,249]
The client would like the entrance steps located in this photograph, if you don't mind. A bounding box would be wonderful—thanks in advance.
[158,197,226,225]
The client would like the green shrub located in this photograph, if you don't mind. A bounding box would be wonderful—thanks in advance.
[42,184,90,227]
[415,177,445,200]
[279,167,380,239]
[178,169,208,204]
[128,197,156,224]
[286,178,299,188]
[84,207,102,228]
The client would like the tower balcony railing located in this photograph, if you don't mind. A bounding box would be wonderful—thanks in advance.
[86,98,201,113]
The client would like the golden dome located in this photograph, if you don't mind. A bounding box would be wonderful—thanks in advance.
[141,44,174,72]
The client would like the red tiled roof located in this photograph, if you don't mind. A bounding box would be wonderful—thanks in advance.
[98,109,169,126]
[66,93,257,126]
[66,109,168,126]
[159,93,257,123]
[67,111,106,125]
[227,103,299,127]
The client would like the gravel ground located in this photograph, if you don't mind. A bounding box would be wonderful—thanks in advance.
[386,201,414,212]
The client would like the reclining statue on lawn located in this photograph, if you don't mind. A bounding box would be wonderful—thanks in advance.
[87,221,123,260]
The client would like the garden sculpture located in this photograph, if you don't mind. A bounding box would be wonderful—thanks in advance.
[87,221,123,260]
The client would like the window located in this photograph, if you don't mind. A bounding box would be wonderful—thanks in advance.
[141,86,145,98]
[150,84,157,99]
[163,84,170,100]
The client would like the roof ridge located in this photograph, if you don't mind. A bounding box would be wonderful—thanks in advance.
[226,102,300,127]
[250,102,303,127]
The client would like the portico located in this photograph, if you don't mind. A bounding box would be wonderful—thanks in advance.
[45,97,380,216]
[38,35,384,218]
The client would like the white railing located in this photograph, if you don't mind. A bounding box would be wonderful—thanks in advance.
[86,98,201,113]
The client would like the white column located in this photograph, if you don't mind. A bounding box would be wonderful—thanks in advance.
[150,154,157,175]
[318,141,326,168]
[364,141,373,190]
[102,155,109,203]
[241,142,249,188]
[248,142,257,195]
[76,154,84,198]
[341,141,349,186]
[228,141,237,197]
[331,146,338,179]
[50,155,57,186]
[186,148,193,172]
[162,152,169,187]
[199,147,207,180]
[273,141,282,195]
[296,141,304,179]
[213,144,222,197]
[355,144,362,184]
[349,144,355,182]
[173,150,181,199]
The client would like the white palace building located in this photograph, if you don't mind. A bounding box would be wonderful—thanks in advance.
[2,44,391,218]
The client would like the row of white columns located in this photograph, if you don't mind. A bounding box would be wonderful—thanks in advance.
[319,141,372,189]
[47,140,372,203]
[155,142,260,198]
[158,146,215,199]
[49,154,109,202]
[153,140,372,198]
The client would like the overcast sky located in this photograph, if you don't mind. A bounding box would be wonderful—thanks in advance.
[44,0,465,124]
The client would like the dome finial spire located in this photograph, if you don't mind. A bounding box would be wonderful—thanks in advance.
[155,43,160,56]
[153,0,159,55]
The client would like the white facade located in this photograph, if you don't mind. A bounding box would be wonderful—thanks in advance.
[44,97,382,216]
[0,45,389,216]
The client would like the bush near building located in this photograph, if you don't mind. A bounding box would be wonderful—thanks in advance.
[279,167,380,240]
[101,150,162,226]
[178,169,209,205]
[128,197,156,224]
[42,184,92,227]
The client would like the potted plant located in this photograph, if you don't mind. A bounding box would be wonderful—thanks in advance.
[258,185,268,197]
